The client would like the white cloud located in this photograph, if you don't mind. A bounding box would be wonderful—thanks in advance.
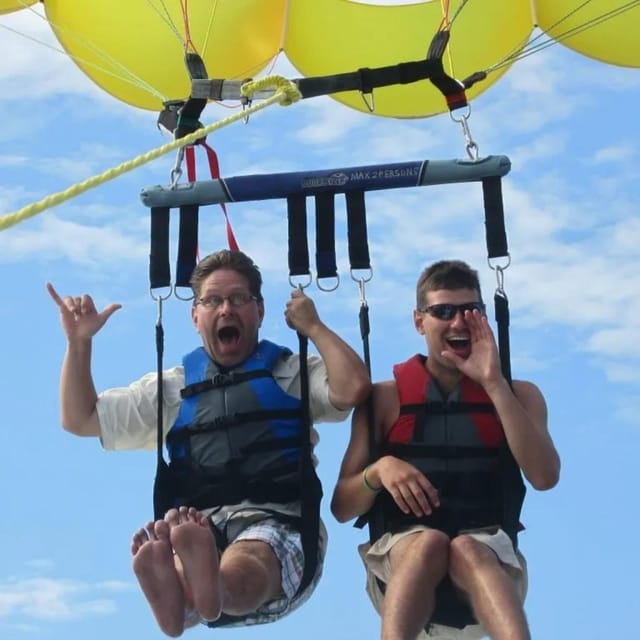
[589,144,635,165]
[0,576,132,622]
[0,214,147,267]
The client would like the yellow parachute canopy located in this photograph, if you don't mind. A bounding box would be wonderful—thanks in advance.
[38,1,640,117]
[0,0,36,15]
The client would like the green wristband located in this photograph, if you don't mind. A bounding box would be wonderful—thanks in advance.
[362,466,381,493]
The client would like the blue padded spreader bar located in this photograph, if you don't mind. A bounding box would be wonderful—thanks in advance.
[140,156,511,208]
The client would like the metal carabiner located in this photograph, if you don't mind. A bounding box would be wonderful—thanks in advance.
[170,146,185,189]
[450,107,479,161]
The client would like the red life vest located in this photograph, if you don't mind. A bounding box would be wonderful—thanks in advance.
[376,354,524,541]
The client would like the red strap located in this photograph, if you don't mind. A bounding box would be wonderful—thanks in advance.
[185,143,240,253]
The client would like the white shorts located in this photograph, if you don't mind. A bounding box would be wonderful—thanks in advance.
[359,526,528,640]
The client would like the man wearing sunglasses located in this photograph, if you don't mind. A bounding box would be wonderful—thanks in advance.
[47,249,370,637]
[331,259,560,640]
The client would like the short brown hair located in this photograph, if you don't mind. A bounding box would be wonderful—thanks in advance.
[190,250,263,301]
[416,260,483,309]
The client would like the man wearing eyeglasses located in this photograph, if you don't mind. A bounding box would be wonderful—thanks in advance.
[47,249,370,637]
[331,259,560,640]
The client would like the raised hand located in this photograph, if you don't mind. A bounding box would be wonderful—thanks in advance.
[376,455,440,518]
[441,309,502,388]
[284,287,322,336]
[47,282,122,343]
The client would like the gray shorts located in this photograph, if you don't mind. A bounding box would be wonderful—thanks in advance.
[185,509,326,628]
[359,525,528,640]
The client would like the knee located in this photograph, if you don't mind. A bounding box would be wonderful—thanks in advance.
[408,529,450,565]
[449,535,497,582]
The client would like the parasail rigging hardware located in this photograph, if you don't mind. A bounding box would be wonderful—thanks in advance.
[144,142,521,627]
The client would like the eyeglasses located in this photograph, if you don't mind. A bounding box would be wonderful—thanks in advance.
[195,293,258,309]
[418,302,485,320]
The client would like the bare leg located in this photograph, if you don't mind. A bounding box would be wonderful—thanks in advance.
[131,520,185,637]
[449,535,530,640]
[218,539,283,616]
[381,529,450,640]
[167,507,222,622]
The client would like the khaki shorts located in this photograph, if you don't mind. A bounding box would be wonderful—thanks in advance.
[359,526,528,640]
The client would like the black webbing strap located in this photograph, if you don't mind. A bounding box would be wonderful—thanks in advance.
[482,177,508,260]
[176,205,199,290]
[481,175,526,554]
[287,194,310,278]
[295,28,484,113]
[314,192,338,281]
[180,369,270,399]
[346,191,371,270]
[149,207,171,290]
[296,58,439,100]
[426,31,479,112]
[175,53,208,140]
[494,292,512,384]
[297,331,321,594]
[152,303,172,521]
[399,401,496,415]
[481,175,510,382]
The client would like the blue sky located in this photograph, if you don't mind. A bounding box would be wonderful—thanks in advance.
[1,4,640,640]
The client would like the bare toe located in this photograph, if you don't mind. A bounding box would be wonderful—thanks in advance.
[164,508,180,527]
[133,522,185,637]
[170,519,221,621]
[154,519,171,541]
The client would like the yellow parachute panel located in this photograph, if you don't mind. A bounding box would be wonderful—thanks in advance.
[44,0,286,111]
[0,0,36,15]
[285,0,533,118]
[534,0,640,68]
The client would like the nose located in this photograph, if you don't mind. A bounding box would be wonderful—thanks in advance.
[450,309,467,325]
[217,297,234,312]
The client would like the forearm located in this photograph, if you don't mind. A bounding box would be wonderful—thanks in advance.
[307,322,371,409]
[59,339,101,436]
[485,379,560,489]
[331,463,381,522]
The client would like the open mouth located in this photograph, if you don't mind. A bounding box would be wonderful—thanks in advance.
[446,336,470,351]
[218,326,240,345]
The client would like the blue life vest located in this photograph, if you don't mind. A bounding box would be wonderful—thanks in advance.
[165,339,311,510]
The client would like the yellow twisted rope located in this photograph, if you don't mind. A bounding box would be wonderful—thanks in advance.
[0,76,302,232]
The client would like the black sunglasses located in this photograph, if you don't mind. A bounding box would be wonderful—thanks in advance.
[418,302,485,320]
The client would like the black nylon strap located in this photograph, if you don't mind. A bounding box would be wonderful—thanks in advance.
[297,332,321,594]
[152,306,169,521]
[383,442,501,459]
[297,58,441,100]
[314,192,337,280]
[494,292,512,385]
[180,369,271,398]
[287,194,310,277]
[174,53,208,140]
[399,401,496,415]
[149,207,171,289]
[176,204,199,289]
[346,190,371,270]
[482,177,508,259]
[167,408,303,442]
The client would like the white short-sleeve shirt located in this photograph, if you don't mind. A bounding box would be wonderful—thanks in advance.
[97,353,348,452]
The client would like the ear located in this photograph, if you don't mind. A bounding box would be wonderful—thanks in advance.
[257,300,265,325]
[191,304,199,331]
[413,309,424,334]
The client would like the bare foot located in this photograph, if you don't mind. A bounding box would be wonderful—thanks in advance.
[132,520,185,637]
[167,506,222,621]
